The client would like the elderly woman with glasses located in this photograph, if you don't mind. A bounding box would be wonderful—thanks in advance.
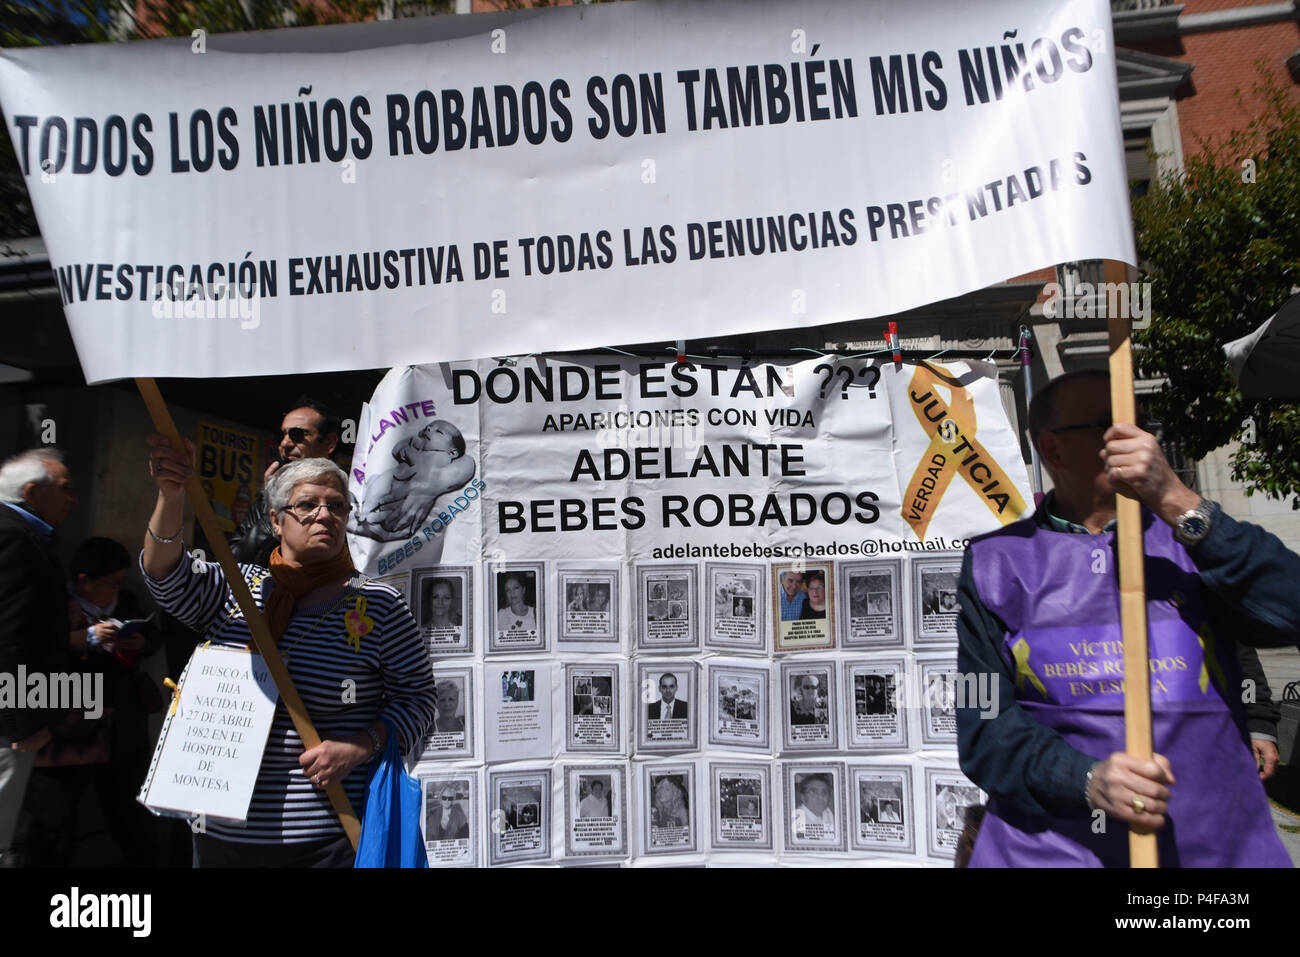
[141,435,435,868]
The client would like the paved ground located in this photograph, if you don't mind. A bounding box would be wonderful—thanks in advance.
[1271,804,1300,866]
[1258,647,1300,698]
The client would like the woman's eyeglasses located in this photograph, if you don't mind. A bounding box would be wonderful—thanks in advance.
[283,500,350,521]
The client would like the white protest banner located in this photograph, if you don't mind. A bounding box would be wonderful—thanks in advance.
[355,354,1027,865]
[0,0,1133,383]
[138,645,278,824]
[346,355,1029,577]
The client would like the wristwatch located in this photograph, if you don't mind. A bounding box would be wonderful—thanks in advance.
[1173,499,1217,546]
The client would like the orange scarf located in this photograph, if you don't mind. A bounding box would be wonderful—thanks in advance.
[264,543,356,642]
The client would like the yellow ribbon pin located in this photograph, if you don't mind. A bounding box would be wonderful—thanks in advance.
[1011,637,1047,697]
[1196,625,1225,695]
[344,596,374,652]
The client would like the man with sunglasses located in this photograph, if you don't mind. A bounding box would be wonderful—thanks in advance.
[957,369,1300,867]
[230,397,341,567]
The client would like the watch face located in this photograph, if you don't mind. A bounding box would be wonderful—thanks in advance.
[1177,506,1211,543]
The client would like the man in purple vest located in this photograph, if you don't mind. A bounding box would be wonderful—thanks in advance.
[957,369,1299,866]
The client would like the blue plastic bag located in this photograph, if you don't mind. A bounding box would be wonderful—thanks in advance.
[354,720,428,868]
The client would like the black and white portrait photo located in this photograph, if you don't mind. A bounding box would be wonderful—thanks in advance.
[565,663,621,753]
[490,768,552,866]
[708,663,768,751]
[412,565,473,657]
[919,657,959,746]
[845,660,908,751]
[784,763,847,852]
[488,561,546,653]
[641,763,697,855]
[420,772,477,867]
[419,667,473,760]
[637,662,698,753]
[781,661,837,751]
[926,767,983,861]
[912,554,963,646]
[559,566,619,645]
[564,764,629,860]
[710,762,772,851]
[837,560,902,648]
[578,775,612,818]
[705,562,765,653]
[635,563,699,651]
[850,765,914,856]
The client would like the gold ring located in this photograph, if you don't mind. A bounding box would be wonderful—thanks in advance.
[1132,796,1145,814]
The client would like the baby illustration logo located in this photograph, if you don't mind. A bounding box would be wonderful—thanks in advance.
[903,364,1027,540]
[350,416,477,545]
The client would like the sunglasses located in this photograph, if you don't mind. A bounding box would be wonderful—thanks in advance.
[1048,417,1111,434]
[278,427,318,443]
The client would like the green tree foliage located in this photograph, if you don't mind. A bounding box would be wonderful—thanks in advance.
[1133,72,1300,505]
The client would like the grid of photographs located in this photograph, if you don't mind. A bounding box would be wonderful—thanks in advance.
[400,551,978,866]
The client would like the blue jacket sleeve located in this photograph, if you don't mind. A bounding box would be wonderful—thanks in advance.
[1192,508,1300,647]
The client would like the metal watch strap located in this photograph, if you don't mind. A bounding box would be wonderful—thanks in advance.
[1173,499,1217,546]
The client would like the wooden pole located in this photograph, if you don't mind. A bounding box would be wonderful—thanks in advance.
[1104,262,1156,868]
[135,377,361,849]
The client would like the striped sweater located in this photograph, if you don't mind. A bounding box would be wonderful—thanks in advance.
[144,554,436,844]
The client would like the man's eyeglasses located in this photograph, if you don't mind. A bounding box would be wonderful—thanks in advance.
[278,427,318,443]
[1048,417,1111,434]
[283,500,350,521]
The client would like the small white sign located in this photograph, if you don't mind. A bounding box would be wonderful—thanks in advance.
[138,645,279,823]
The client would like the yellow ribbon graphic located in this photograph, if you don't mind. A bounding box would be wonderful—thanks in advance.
[1196,625,1225,696]
[1011,637,1047,697]
[902,363,1028,540]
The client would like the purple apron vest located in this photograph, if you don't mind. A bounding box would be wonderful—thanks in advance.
[966,515,1288,867]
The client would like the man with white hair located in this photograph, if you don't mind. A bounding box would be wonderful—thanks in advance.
[0,448,78,865]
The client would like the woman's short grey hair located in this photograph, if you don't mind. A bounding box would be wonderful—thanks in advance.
[0,448,62,504]
[265,458,348,514]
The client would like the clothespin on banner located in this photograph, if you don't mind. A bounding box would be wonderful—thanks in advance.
[886,322,902,365]
[676,340,686,364]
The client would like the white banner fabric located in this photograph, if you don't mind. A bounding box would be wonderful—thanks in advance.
[347,355,1029,866]
[346,355,1031,575]
[0,0,1134,383]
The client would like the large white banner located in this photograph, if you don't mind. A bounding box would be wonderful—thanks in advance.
[347,354,1030,865]
[348,355,1031,575]
[0,0,1134,383]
